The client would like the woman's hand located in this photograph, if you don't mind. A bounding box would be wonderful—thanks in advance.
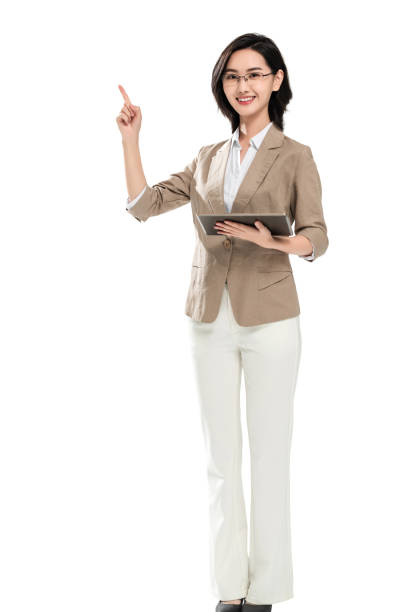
[214,219,276,249]
[116,84,142,143]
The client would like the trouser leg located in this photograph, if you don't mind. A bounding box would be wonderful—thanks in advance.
[240,315,302,605]
[187,288,249,600]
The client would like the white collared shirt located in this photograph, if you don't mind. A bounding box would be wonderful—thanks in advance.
[126,122,315,260]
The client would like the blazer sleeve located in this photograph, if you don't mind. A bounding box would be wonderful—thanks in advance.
[126,186,147,209]
[291,146,329,261]
[126,147,203,223]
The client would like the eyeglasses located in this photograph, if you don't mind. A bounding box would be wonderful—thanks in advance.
[222,71,274,86]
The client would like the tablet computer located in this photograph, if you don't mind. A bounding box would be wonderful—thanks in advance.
[197,213,293,236]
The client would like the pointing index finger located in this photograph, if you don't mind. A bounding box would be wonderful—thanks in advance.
[118,84,132,105]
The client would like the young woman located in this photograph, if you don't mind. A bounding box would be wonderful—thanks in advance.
[117,32,328,612]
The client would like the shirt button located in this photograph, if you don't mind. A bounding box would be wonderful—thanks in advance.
[224,238,231,249]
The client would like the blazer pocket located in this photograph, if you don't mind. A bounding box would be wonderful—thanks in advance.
[257,270,292,290]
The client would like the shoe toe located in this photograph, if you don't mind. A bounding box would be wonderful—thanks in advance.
[242,602,272,611]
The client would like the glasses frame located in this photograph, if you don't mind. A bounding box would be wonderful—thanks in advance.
[222,71,274,86]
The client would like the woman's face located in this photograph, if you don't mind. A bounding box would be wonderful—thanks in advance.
[222,48,283,121]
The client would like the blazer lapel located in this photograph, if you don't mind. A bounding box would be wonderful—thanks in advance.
[205,122,285,216]
[206,139,231,215]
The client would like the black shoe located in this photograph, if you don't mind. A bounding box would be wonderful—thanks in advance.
[242,600,272,611]
[216,598,245,611]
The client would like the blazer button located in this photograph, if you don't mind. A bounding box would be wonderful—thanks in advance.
[224,238,231,249]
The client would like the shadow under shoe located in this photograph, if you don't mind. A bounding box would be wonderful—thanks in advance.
[242,601,272,611]
[216,598,245,611]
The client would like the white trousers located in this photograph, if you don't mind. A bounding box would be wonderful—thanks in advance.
[187,282,302,605]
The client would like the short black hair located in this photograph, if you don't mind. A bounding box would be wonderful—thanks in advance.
[211,33,293,133]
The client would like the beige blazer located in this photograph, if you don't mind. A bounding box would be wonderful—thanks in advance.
[127,123,329,326]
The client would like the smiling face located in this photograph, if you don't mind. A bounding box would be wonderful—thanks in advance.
[222,48,284,123]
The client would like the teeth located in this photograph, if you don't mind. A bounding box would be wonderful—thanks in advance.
[238,97,255,101]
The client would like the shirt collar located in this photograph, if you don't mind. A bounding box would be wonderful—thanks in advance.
[231,121,273,151]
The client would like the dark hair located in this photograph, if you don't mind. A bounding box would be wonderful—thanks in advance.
[211,33,293,133]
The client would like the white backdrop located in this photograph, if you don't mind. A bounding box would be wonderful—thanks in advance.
[1,1,407,611]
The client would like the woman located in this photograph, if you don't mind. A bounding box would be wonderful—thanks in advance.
[117,32,328,611]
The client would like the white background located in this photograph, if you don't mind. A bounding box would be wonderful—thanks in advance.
[1,1,407,610]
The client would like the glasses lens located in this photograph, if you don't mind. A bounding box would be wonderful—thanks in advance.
[223,73,263,86]
[223,74,238,85]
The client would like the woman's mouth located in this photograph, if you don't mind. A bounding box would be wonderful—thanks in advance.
[236,96,256,105]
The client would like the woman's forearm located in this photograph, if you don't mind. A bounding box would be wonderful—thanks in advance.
[270,234,314,257]
[122,138,148,201]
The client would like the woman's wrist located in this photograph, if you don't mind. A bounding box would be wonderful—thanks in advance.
[122,136,140,148]
[267,236,288,252]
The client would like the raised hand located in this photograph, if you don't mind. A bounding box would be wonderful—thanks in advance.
[116,84,142,142]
